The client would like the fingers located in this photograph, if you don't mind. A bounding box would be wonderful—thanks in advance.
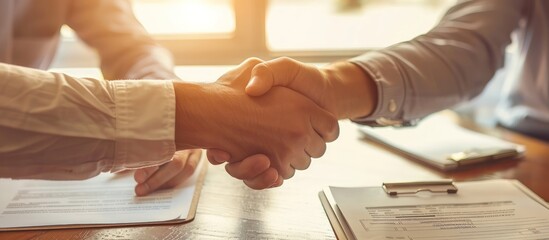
[134,165,160,183]
[222,154,285,190]
[270,175,284,188]
[280,162,297,180]
[243,168,280,190]
[304,131,327,159]
[134,150,201,196]
[217,57,264,87]
[240,57,265,69]
[247,57,301,96]
[246,65,274,96]
[135,162,181,196]
[310,107,340,143]
[292,106,338,172]
[289,158,312,173]
[225,154,271,180]
[160,162,198,189]
[206,148,231,165]
[224,154,284,190]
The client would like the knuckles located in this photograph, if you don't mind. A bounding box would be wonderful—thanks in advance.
[243,57,264,68]
[276,56,298,67]
[326,117,340,142]
[286,128,309,148]
[313,143,328,159]
[280,168,296,180]
[251,63,270,77]
[170,157,186,170]
[186,157,199,173]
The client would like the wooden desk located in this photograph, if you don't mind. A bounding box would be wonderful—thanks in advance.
[2,68,548,239]
[3,120,548,239]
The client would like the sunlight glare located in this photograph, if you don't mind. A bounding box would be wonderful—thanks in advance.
[132,0,235,35]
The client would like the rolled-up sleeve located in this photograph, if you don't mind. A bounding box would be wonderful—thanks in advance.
[0,63,176,180]
[350,0,526,125]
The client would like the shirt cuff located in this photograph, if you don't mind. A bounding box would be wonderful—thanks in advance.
[349,52,417,127]
[110,80,176,171]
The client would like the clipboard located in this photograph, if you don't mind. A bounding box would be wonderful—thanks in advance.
[319,179,549,240]
[358,112,525,170]
[0,154,209,231]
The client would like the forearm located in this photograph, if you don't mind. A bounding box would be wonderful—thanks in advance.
[350,0,525,124]
[0,125,115,180]
[321,61,378,120]
[67,0,177,80]
[0,63,175,179]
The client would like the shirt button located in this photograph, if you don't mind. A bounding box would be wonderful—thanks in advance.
[388,99,397,112]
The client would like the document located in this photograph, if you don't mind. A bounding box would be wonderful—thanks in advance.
[359,112,525,170]
[0,160,207,230]
[320,180,549,240]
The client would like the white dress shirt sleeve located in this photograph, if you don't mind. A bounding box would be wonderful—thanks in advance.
[350,0,525,126]
[0,63,176,180]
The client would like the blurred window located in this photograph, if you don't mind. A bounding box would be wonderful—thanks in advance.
[55,0,457,66]
[267,0,456,51]
[132,0,235,35]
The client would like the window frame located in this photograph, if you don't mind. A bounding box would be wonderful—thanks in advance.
[52,0,385,67]
[154,0,365,65]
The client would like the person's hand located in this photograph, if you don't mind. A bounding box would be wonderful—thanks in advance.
[246,57,377,119]
[173,58,339,180]
[209,57,377,189]
[134,149,202,196]
[247,57,338,115]
[207,150,283,190]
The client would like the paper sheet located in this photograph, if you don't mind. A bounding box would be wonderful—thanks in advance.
[359,113,525,169]
[0,163,203,229]
[330,180,549,240]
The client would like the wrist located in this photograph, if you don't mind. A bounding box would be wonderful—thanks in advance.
[321,62,377,119]
[173,82,216,150]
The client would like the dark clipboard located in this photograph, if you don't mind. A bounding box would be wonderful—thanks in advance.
[0,154,209,231]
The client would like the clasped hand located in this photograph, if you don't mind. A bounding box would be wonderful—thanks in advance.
[205,58,342,189]
[132,56,373,193]
[130,57,338,195]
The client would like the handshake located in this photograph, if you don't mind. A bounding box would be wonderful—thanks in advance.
[172,57,376,190]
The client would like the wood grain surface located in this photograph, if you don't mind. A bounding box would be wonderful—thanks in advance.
[2,118,547,240]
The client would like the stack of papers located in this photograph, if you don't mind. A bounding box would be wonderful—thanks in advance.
[0,160,207,231]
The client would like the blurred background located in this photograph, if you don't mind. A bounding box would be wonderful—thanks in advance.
[53,0,507,127]
[52,0,456,67]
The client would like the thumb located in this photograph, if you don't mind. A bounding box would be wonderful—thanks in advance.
[245,57,304,97]
[245,63,275,96]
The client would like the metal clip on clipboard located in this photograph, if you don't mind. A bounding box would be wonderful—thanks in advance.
[447,148,519,164]
[382,180,458,196]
